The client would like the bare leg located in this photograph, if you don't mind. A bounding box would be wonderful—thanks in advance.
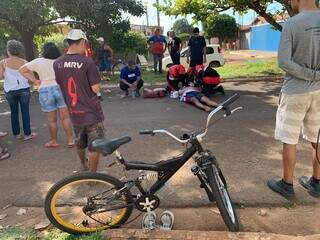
[77,148,89,171]
[311,143,320,179]
[283,143,297,184]
[88,151,100,172]
[46,111,58,145]
[191,98,211,112]
[200,96,218,107]
[58,107,74,145]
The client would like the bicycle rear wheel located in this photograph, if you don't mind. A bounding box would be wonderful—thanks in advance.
[45,172,133,235]
[205,165,239,232]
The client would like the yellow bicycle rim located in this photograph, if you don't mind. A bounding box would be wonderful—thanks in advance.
[50,179,127,233]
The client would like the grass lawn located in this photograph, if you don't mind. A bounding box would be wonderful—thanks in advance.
[216,59,283,79]
[107,59,283,86]
[0,228,105,240]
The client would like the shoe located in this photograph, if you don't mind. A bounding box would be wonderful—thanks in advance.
[15,134,23,140]
[135,90,141,97]
[217,86,225,95]
[298,176,320,198]
[267,179,295,199]
[98,95,104,101]
[23,132,37,141]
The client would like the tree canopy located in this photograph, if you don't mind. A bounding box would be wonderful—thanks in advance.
[161,0,297,32]
[204,14,238,45]
[172,19,193,35]
[0,0,145,60]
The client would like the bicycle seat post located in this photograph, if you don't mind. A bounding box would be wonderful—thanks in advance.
[115,150,125,165]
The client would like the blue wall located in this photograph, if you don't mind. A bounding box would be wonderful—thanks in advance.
[250,24,282,52]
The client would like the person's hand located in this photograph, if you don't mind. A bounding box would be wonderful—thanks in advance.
[34,80,41,86]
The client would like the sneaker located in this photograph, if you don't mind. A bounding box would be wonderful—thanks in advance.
[298,176,320,198]
[135,90,140,97]
[98,95,104,101]
[217,86,225,95]
[267,179,295,199]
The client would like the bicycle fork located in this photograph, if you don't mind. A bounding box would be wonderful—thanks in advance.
[191,165,215,202]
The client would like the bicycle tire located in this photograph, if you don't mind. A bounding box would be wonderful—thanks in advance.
[205,165,240,232]
[44,172,133,235]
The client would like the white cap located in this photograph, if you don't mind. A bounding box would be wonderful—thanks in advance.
[96,37,104,42]
[66,29,88,41]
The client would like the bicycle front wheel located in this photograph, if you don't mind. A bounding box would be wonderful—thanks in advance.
[45,172,133,235]
[205,165,240,232]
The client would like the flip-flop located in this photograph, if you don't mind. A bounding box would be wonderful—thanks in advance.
[44,142,60,148]
[0,132,8,137]
[67,142,76,148]
[142,211,157,230]
[160,210,174,230]
[23,133,37,141]
[0,152,10,161]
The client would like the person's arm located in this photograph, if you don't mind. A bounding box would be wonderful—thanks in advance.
[19,64,41,85]
[0,60,4,80]
[178,38,182,53]
[163,37,168,53]
[187,38,192,63]
[278,21,320,81]
[87,59,102,93]
[120,68,133,87]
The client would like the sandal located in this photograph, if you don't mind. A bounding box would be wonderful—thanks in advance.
[23,133,37,141]
[67,142,76,148]
[0,132,8,137]
[142,211,157,230]
[160,210,174,230]
[44,142,60,149]
[0,152,10,161]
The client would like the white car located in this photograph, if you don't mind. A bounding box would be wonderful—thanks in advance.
[162,44,225,69]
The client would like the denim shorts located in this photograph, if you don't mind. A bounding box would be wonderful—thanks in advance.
[183,91,205,103]
[39,85,67,113]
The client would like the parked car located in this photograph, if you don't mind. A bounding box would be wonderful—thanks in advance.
[162,44,225,68]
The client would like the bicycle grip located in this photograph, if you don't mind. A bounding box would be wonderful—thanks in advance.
[139,129,154,135]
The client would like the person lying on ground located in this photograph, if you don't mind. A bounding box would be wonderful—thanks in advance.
[194,65,225,96]
[179,86,218,112]
[166,64,188,93]
[120,60,144,98]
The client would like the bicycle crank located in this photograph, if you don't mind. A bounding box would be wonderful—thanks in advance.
[135,195,160,212]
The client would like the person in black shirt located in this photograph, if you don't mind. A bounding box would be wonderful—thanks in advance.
[168,31,182,65]
[187,27,206,67]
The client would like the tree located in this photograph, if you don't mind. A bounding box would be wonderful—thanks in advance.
[0,0,144,60]
[172,19,193,35]
[204,14,238,46]
[161,0,308,32]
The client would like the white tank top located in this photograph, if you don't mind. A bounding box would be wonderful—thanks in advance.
[3,59,30,93]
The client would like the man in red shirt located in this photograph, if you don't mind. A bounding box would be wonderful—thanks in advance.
[54,29,105,172]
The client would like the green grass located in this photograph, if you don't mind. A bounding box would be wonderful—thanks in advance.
[216,59,284,79]
[0,228,105,240]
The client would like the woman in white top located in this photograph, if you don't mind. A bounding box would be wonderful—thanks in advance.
[20,42,74,148]
[0,40,36,141]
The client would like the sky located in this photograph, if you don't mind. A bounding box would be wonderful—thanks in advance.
[129,1,283,32]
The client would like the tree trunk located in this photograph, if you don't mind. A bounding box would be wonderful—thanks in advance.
[20,30,36,61]
[249,2,283,32]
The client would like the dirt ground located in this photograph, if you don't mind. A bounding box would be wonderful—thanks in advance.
[224,50,278,64]
[0,204,319,236]
[0,80,319,236]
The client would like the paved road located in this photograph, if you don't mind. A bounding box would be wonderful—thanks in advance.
[0,80,318,208]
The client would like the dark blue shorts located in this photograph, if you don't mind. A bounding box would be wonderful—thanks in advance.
[99,60,111,72]
[183,91,205,103]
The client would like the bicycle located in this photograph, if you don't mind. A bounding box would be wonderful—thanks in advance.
[44,93,242,234]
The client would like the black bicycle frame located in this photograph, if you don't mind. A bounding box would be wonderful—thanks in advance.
[119,138,204,195]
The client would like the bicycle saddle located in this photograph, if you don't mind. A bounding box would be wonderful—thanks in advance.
[89,136,131,156]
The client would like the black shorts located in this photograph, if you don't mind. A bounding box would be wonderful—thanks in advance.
[74,122,105,150]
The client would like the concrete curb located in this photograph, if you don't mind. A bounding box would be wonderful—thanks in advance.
[103,229,320,240]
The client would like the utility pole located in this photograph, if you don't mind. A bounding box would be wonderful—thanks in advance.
[145,3,149,27]
[156,0,160,27]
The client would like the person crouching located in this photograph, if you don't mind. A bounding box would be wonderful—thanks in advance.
[195,65,225,96]
[120,60,144,98]
[166,64,188,93]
